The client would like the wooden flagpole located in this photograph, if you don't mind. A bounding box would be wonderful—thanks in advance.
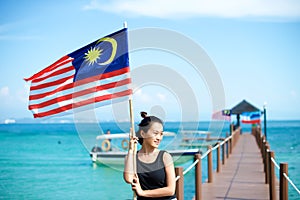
[124,21,137,200]
[129,99,137,200]
[129,99,137,199]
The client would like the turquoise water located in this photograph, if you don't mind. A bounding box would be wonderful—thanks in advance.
[0,121,299,199]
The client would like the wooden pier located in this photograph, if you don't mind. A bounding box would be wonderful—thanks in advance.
[201,133,274,199]
[173,126,292,200]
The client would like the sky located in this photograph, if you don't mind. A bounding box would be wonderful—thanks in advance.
[0,0,300,122]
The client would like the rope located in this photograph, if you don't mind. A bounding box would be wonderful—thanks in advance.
[201,149,211,160]
[175,159,200,182]
[219,140,226,146]
[283,173,300,195]
[183,159,199,175]
[211,143,220,151]
[224,135,232,142]
[270,157,280,170]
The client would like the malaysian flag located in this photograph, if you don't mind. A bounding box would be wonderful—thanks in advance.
[24,28,132,118]
[212,109,231,121]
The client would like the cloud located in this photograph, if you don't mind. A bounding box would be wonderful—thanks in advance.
[156,93,166,102]
[134,88,169,104]
[0,86,9,97]
[84,0,300,20]
[134,88,151,103]
[0,85,29,105]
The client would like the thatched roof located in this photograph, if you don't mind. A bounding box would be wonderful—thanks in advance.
[231,99,261,115]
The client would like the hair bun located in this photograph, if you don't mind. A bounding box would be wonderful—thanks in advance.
[140,111,147,118]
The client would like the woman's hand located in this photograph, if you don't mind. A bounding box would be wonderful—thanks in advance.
[131,174,144,197]
[129,135,138,151]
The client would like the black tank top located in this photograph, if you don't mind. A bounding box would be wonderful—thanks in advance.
[136,150,176,200]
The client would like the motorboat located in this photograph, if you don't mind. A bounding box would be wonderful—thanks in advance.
[90,131,201,166]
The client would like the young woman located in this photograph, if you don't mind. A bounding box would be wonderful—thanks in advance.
[123,112,176,200]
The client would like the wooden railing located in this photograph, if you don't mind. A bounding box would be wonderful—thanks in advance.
[252,126,300,200]
[174,125,300,199]
[174,127,241,200]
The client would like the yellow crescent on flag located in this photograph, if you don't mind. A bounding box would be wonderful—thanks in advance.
[96,37,117,66]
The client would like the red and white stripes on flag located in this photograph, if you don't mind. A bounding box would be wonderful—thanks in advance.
[25,56,131,118]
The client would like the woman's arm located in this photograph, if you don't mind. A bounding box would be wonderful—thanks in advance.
[123,149,135,183]
[123,136,138,184]
[132,152,176,197]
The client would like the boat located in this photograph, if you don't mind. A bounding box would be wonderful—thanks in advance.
[179,130,225,148]
[90,131,201,166]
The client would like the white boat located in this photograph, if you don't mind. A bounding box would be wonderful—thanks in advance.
[90,132,201,166]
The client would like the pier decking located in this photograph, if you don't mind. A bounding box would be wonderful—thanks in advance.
[201,133,274,199]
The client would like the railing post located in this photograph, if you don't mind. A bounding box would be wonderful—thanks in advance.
[262,137,266,164]
[217,142,221,173]
[226,133,229,158]
[268,151,276,200]
[175,167,184,200]
[280,163,288,200]
[208,145,213,183]
[265,143,270,184]
[231,130,234,148]
[222,141,226,165]
[195,154,202,200]
[229,135,232,154]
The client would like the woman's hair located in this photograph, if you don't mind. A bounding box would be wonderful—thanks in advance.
[136,111,163,145]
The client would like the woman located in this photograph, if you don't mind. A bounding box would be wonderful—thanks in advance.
[123,112,176,200]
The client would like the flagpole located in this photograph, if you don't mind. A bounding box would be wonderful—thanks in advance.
[124,21,137,200]
[263,102,267,140]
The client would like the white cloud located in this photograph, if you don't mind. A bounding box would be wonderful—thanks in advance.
[134,88,151,103]
[0,85,29,106]
[134,88,170,105]
[0,86,9,97]
[84,0,300,20]
[157,93,166,102]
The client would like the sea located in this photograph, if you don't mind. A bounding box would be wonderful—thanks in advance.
[0,120,299,200]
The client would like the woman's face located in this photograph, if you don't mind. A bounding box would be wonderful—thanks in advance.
[143,122,164,148]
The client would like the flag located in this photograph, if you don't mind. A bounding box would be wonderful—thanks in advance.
[222,109,231,117]
[241,111,261,124]
[212,109,231,121]
[24,28,132,118]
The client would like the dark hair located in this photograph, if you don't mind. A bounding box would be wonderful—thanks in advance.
[136,112,163,145]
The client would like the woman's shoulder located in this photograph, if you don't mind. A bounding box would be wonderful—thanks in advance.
[161,150,173,166]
